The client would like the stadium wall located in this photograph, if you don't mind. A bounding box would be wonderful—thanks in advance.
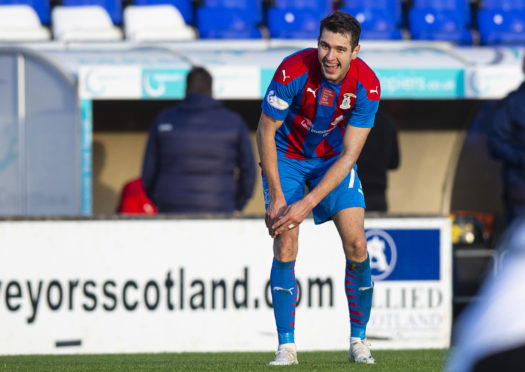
[92,127,463,216]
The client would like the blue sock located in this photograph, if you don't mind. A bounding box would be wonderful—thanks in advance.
[270,258,297,345]
[345,256,374,340]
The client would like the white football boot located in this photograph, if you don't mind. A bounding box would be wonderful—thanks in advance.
[268,343,299,366]
[348,339,376,364]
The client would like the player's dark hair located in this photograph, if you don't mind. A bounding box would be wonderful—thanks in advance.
[320,11,361,50]
[186,66,212,95]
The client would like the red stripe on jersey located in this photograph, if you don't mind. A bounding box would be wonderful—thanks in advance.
[300,54,322,119]
[315,138,337,158]
[286,115,308,160]
[335,60,359,116]
[272,48,315,86]
[353,57,381,101]
[285,51,322,159]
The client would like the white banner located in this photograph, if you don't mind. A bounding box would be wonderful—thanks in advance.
[0,217,451,355]
[465,64,524,99]
[79,66,142,99]
[209,65,261,99]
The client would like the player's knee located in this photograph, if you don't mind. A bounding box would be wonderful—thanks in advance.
[343,237,368,261]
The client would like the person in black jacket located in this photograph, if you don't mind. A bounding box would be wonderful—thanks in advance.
[488,68,525,226]
[141,66,256,214]
[357,109,400,212]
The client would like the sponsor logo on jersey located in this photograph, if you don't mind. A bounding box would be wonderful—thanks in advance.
[282,69,291,82]
[267,90,289,110]
[319,88,336,107]
[306,87,318,98]
[299,117,312,130]
[299,116,341,137]
[340,93,356,109]
[366,229,397,280]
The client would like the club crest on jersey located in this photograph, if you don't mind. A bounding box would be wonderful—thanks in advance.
[340,93,356,110]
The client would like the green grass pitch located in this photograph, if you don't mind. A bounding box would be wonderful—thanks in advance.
[0,349,448,371]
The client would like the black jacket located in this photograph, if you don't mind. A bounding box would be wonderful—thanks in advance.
[357,110,400,212]
[142,94,256,213]
[488,82,525,205]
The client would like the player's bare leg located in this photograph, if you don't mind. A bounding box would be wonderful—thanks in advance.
[273,226,299,261]
[268,227,300,366]
[334,207,376,364]
[333,207,368,261]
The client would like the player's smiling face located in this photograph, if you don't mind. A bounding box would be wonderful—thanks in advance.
[318,29,360,84]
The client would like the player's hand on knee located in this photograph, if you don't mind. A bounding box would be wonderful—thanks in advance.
[266,198,288,236]
[271,200,312,238]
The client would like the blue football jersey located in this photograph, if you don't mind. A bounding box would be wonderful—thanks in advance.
[262,48,380,160]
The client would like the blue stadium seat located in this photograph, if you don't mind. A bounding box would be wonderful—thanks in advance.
[342,0,402,25]
[409,8,473,44]
[202,0,262,23]
[413,0,471,24]
[272,0,332,16]
[267,8,322,39]
[61,0,122,24]
[339,1,403,40]
[340,7,402,40]
[0,0,50,24]
[133,0,193,25]
[478,9,525,45]
[197,7,261,38]
[481,0,525,10]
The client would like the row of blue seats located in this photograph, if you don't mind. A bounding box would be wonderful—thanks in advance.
[2,0,525,45]
[408,0,525,44]
[201,0,525,44]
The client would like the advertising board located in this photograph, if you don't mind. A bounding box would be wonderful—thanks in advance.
[0,217,451,354]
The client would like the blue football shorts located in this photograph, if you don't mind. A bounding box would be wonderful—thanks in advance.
[262,154,366,225]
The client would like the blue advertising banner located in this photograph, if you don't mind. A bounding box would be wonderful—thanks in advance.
[366,228,440,281]
[376,68,465,98]
[260,68,276,98]
[80,99,92,216]
[261,67,464,100]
